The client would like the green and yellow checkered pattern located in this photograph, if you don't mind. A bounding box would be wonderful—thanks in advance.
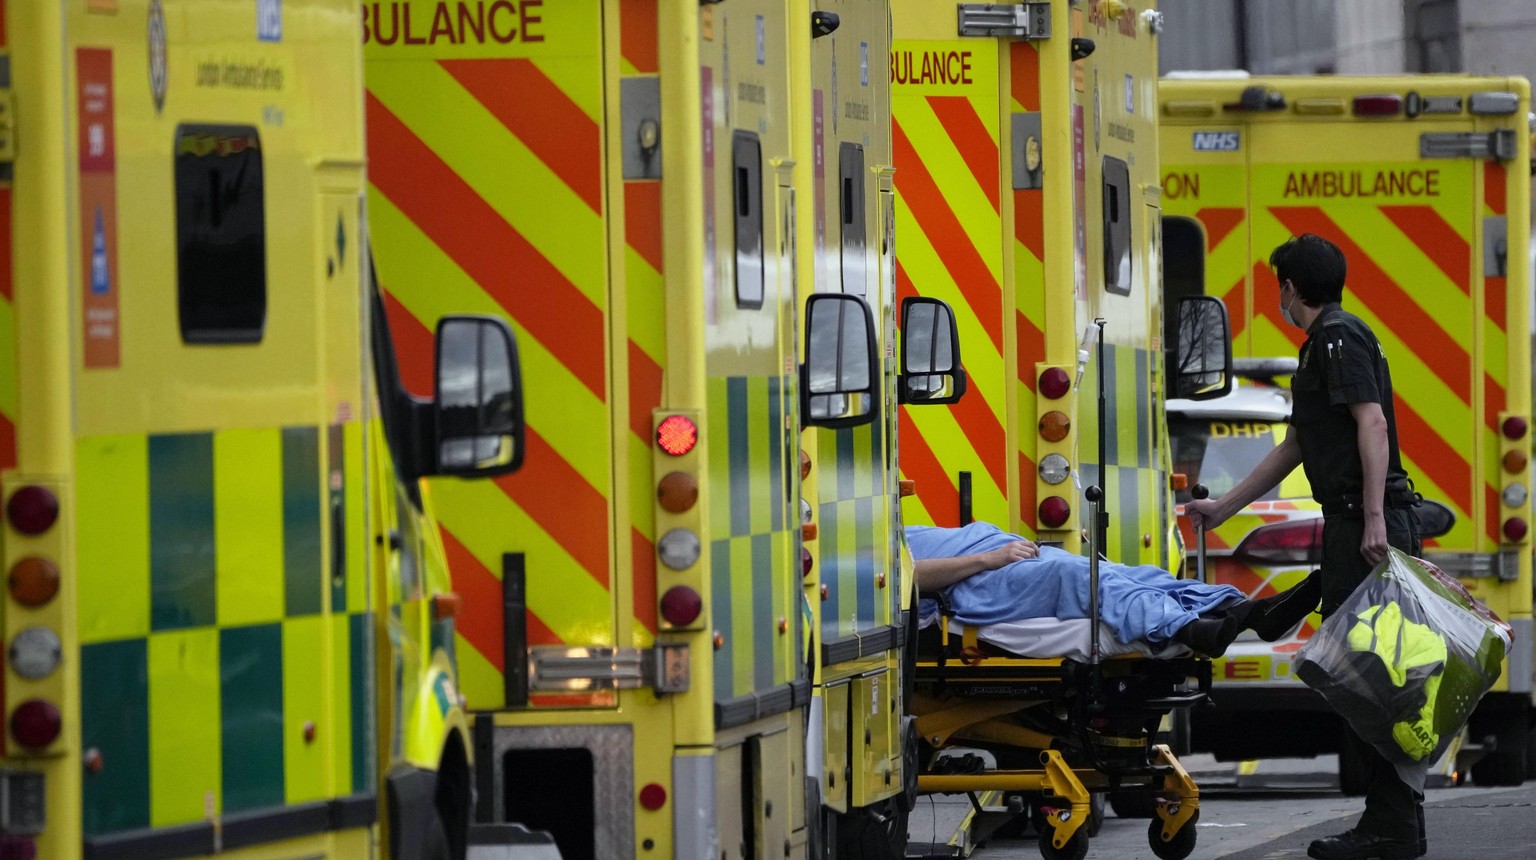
[75,425,370,838]
[708,375,800,701]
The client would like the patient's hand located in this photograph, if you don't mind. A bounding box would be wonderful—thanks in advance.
[980,540,1037,570]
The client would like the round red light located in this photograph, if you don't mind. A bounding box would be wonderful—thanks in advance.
[1038,367,1070,400]
[1039,496,1071,528]
[7,487,59,536]
[1502,416,1528,441]
[1503,517,1528,542]
[639,783,668,811]
[656,416,699,457]
[10,700,62,749]
[660,586,702,626]
[802,547,814,578]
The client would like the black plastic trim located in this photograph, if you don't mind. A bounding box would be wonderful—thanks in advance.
[84,794,376,860]
[715,679,812,730]
[821,622,904,667]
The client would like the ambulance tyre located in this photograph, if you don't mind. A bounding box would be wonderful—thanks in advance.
[836,796,909,860]
[386,761,459,860]
[1036,826,1088,860]
[1469,704,1529,787]
[1147,810,1199,860]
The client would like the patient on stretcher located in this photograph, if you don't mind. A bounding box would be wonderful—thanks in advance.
[910,522,1320,658]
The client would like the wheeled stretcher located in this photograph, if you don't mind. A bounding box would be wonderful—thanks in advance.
[908,496,1212,860]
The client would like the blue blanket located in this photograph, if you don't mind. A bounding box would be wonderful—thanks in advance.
[910,522,1242,644]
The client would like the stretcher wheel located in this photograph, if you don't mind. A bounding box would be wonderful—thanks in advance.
[1036,827,1088,860]
[1147,810,1199,860]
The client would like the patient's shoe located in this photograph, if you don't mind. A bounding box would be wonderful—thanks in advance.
[1236,569,1322,642]
[1171,614,1240,658]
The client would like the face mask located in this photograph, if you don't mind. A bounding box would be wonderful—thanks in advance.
[1279,285,1298,327]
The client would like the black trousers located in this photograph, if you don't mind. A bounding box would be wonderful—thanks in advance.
[1321,508,1423,842]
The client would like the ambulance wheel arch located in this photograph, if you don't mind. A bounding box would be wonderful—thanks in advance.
[392,648,474,860]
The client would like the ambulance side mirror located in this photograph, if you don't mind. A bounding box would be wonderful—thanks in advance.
[1172,295,1234,401]
[801,293,879,428]
[432,315,525,477]
[898,297,967,405]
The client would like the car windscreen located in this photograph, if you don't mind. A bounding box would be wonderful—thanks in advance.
[1171,417,1308,504]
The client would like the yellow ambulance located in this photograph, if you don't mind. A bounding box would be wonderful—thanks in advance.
[364,1,953,857]
[2,1,533,859]
[1159,73,1533,786]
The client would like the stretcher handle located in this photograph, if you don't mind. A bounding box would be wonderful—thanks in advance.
[1191,484,1209,584]
[1085,485,1103,665]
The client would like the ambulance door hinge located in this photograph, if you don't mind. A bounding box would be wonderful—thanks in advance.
[0,89,14,164]
[957,3,1052,39]
[621,77,662,180]
[1420,129,1517,162]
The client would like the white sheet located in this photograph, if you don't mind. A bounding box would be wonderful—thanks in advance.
[921,615,1193,660]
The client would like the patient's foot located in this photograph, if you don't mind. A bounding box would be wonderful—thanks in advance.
[1171,614,1240,658]
[1235,570,1322,642]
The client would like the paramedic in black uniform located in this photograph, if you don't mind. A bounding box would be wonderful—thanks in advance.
[1185,233,1425,860]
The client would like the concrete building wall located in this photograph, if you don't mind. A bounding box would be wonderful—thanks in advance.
[1335,0,1409,73]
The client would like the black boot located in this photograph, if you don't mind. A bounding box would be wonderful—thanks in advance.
[1233,569,1322,642]
[1171,614,1240,658]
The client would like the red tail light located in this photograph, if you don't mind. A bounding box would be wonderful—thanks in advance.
[1039,496,1071,528]
[6,488,59,536]
[9,700,61,749]
[659,586,702,626]
[1233,519,1324,565]
[1503,518,1528,542]
[639,783,667,811]
[656,416,698,456]
[1353,94,1402,116]
[801,547,814,578]
[1039,368,1070,400]
[1502,416,1528,440]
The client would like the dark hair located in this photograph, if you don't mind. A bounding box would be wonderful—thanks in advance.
[1269,233,1346,306]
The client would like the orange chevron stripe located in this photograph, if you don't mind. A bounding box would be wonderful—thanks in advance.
[1485,163,1506,215]
[1379,205,1469,295]
[1246,261,1304,351]
[1270,207,1468,403]
[386,301,614,595]
[899,410,960,527]
[892,119,1003,353]
[624,180,664,272]
[366,92,607,399]
[1195,207,1243,252]
[949,383,1007,494]
[628,340,663,443]
[1016,451,1037,532]
[926,96,1000,214]
[1013,188,1044,262]
[495,430,612,590]
[1486,275,1506,335]
[0,413,13,474]
[0,186,11,301]
[443,526,510,670]
[620,0,658,74]
[632,528,657,635]
[438,59,603,215]
[382,289,436,396]
[1393,390,1472,515]
[1015,309,1044,391]
[1009,42,1039,111]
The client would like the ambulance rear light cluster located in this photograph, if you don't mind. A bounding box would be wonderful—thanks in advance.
[5,484,67,757]
[1036,367,1073,528]
[1499,414,1529,545]
[653,413,705,637]
[1352,95,1402,117]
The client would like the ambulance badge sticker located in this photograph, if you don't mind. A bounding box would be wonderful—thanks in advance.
[148,0,167,113]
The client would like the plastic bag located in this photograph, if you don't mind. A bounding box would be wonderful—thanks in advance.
[1294,547,1513,791]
